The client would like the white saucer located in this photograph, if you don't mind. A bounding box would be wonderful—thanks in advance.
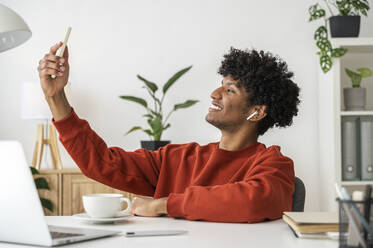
[72,212,132,224]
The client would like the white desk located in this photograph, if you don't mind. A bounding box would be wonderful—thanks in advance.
[0,216,338,248]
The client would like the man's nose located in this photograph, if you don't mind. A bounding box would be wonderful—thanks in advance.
[210,87,223,100]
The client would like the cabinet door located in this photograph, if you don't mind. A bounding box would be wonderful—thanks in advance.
[33,173,59,216]
[62,174,133,216]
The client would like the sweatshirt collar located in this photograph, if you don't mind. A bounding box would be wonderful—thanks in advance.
[214,141,262,156]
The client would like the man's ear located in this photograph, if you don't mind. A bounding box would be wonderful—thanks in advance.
[247,105,267,121]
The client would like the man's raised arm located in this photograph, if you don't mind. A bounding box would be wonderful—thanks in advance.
[37,43,162,197]
[38,42,72,121]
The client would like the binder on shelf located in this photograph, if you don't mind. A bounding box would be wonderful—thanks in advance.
[360,116,373,181]
[342,116,360,181]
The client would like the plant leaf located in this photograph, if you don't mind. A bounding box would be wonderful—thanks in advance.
[331,48,348,58]
[124,126,143,136]
[352,76,362,87]
[141,86,162,112]
[316,39,332,54]
[143,114,154,119]
[162,66,192,94]
[150,110,162,119]
[30,166,39,175]
[119,96,148,108]
[34,177,50,190]
[337,0,352,15]
[143,129,153,136]
[148,117,162,140]
[308,4,326,22]
[320,54,332,73]
[174,100,199,111]
[345,68,360,78]
[345,68,362,87]
[357,68,372,78]
[163,123,171,130]
[137,75,158,93]
[314,26,328,41]
[40,197,54,212]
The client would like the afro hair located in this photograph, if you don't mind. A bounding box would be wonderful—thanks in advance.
[218,47,300,136]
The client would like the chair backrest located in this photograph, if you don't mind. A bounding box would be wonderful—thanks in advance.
[292,177,306,212]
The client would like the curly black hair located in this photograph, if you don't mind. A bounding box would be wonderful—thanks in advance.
[218,47,300,136]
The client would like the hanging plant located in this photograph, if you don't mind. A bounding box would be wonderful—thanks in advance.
[308,0,370,73]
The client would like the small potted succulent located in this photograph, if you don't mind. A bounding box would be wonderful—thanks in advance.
[308,0,370,73]
[119,66,199,151]
[344,67,372,110]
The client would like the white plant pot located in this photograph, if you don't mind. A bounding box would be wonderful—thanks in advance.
[344,87,366,111]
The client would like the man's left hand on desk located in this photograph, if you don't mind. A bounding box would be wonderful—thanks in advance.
[130,196,168,217]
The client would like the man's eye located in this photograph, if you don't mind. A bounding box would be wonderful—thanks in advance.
[227,89,234,93]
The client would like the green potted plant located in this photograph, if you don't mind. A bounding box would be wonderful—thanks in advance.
[344,67,372,110]
[30,167,54,213]
[119,66,199,151]
[308,0,370,73]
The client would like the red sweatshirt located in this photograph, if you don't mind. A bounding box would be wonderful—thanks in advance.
[53,109,295,223]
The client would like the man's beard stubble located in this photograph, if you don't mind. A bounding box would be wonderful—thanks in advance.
[205,114,243,133]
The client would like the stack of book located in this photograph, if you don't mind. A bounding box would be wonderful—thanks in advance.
[282,212,339,239]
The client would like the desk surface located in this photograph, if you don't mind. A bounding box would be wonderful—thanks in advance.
[0,216,338,248]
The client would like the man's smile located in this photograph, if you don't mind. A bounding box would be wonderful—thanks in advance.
[208,102,223,112]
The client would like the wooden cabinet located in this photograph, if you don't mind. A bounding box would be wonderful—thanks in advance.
[34,169,134,216]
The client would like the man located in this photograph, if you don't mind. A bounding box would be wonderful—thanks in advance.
[37,42,300,223]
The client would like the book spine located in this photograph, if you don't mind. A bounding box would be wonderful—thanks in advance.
[360,116,373,180]
[342,117,360,181]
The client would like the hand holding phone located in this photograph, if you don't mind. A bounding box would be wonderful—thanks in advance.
[51,27,71,79]
[37,27,72,98]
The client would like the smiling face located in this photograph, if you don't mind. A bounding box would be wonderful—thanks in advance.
[205,75,252,132]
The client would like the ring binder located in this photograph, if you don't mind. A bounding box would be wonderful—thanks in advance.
[361,116,373,181]
[342,117,360,181]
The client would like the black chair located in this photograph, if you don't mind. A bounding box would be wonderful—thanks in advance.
[292,177,306,212]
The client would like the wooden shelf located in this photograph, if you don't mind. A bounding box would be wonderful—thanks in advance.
[340,111,373,116]
[331,38,373,53]
[341,181,373,186]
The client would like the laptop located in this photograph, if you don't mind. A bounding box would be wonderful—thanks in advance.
[0,141,121,246]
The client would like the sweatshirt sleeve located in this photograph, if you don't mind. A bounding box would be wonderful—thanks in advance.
[52,108,162,196]
[166,147,295,223]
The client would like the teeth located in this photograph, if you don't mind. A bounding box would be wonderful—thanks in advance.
[210,104,222,111]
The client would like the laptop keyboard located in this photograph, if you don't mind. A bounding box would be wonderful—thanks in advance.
[50,231,84,239]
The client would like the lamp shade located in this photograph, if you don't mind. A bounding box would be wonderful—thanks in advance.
[0,3,31,53]
[20,82,71,120]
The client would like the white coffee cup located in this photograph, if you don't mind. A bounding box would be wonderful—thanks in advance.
[82,193,132,218]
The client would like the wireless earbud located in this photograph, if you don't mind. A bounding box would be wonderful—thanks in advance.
[246,111,258,121]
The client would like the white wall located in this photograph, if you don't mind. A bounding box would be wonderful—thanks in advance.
[2,0,372,211]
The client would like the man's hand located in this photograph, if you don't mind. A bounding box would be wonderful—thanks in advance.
[130,196,168,217]
[38,42,70,97]
[37,42,72,121]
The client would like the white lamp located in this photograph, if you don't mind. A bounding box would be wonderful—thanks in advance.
[21,82,71,170]
[0,3,31,52]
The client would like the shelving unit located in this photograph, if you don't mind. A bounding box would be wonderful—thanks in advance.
[319,38,373,211]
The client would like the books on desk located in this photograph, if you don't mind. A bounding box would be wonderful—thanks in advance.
[282,212,339,239]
